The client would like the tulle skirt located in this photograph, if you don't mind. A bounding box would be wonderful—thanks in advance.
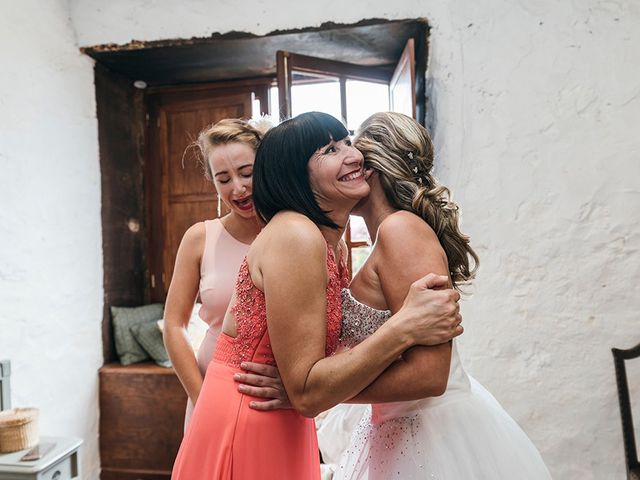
[334,377,552,480]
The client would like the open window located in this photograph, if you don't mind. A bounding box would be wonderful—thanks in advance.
[275,40,417,274]
[276,38,417,123]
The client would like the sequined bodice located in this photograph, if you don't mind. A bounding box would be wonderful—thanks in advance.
[339,289,391,348]
[340,287,472,422]
[214,244,348,368]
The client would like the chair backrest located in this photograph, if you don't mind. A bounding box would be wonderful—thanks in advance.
[612,343,640,478]
[0,360,10,411]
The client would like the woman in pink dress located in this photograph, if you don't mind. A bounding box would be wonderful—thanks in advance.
[163,119,288,430]
[171,112,464,480]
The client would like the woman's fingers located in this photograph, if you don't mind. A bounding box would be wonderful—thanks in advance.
[453,324,464,338]
[240,361,279,378]
[237,383,292,409]
[234,372,278,388]
[233,362,292,409]
[248,399,290,411]
[412,273,449,291]
[237,384,281,399]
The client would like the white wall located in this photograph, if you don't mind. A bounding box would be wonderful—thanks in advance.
[0,0,637,478]
[0,1,103,478]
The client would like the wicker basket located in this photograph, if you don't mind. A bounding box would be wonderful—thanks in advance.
[0,407,39,453]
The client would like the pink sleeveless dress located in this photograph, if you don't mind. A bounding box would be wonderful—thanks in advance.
[171,244,347,480]
[184,219,250,428]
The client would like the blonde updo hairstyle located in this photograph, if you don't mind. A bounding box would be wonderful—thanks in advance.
[354,112,478,288]
[196,118,266,181]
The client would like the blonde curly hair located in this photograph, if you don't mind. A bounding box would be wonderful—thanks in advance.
[354,112,478,288]
[196,118,270,180]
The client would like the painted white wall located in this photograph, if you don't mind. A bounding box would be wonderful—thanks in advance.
[0,0,637,478]
[0,1,102,478]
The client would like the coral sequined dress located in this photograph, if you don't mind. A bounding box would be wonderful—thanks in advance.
[171,244,347,480]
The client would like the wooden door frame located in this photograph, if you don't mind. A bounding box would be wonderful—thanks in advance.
[145,78,272,301]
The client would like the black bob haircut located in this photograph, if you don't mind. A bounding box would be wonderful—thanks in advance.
[253,112,349,230]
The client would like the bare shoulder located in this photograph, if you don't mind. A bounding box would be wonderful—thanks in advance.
[377,211,444,256]
[179,222,206,258]
[183,221,206,241]
[375,212,450,310]
[264,211,326,253]
[254,212,329,289]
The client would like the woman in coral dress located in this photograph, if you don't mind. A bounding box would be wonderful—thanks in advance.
[171,112,464,480]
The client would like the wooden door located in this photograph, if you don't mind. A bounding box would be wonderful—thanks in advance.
[147,82,268,300]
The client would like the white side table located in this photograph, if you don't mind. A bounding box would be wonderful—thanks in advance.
[0,437,81,480]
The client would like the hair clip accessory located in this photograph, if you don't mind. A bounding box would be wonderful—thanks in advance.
[407,152,414,160]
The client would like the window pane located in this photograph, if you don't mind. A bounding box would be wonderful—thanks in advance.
[346,80,389,132]
[252,96,261,119]
[269,79,342,121]
[269,86,279,120]
[291,80,342,120]
[349,215,370,244]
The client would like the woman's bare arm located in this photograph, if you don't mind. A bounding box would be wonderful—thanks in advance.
[347,211,454,403]
[258,213,460,417]
[165,223,293,410]
[163,223,205,404]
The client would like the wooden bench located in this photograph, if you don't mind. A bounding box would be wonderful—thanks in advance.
[99,362,187,480]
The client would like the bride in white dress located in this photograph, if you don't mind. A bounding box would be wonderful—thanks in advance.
[329,112,551,480]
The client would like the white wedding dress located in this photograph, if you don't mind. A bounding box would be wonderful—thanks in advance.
[331,289,552,480]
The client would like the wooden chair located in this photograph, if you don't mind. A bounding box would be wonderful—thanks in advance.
[0,360,10,411]
[613,343,640,480]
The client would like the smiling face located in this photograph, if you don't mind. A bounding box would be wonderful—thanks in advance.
[209,142,256,219]
[307,136,370,214]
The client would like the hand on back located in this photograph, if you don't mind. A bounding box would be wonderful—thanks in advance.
[233,362,292,411]
[396,273,462,346]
